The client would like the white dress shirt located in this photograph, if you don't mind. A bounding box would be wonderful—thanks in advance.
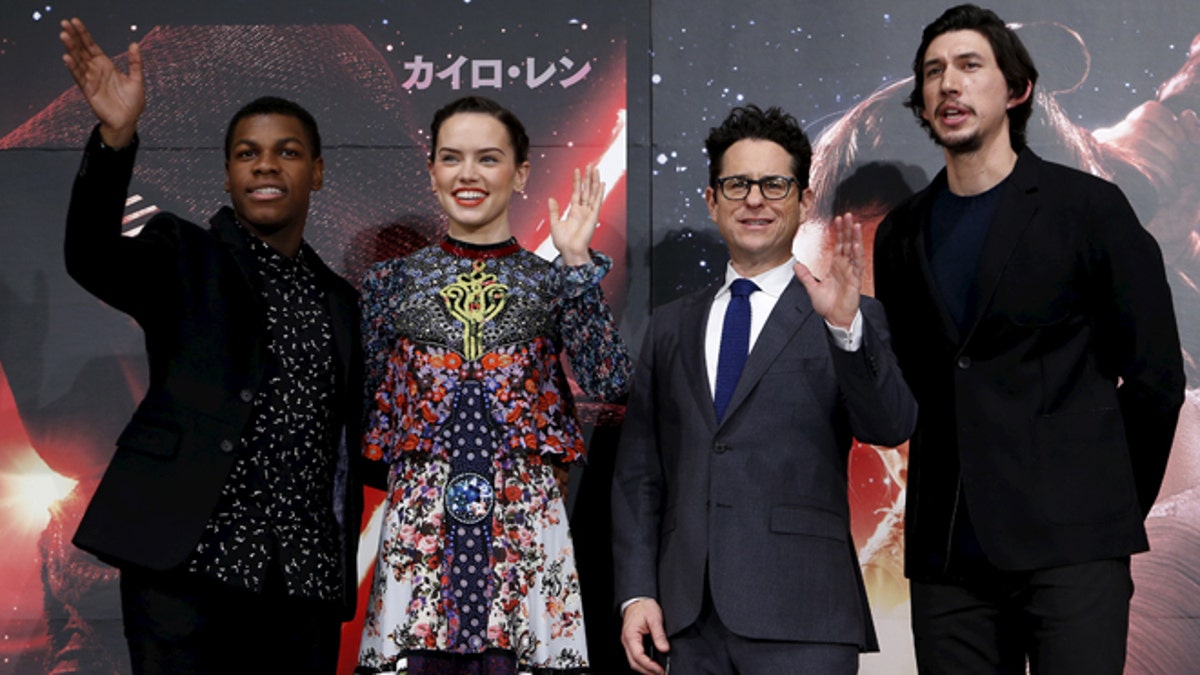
[704,258,862,397]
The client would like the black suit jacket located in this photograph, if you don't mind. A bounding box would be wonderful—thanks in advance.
[612,276,917,649]
[64,127,371,619]
[874,148,1185,580]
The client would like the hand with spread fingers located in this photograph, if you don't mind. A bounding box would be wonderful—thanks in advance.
[59,17,144,148]
[793,212,863,329]
[547,163,605,267]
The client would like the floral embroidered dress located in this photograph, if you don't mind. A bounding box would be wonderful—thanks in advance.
[357,236,630,674]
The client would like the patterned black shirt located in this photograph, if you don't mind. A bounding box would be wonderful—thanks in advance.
[187,226,341,601]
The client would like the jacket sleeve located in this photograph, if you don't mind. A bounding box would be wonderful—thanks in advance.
[64,125,181,323]
[828,297,919,448]
[1087,180,1185,514]
[610,319,666,605]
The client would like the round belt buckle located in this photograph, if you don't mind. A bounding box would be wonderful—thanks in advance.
[445,472,494,524]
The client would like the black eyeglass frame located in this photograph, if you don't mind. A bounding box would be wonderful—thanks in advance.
[713,175,800,201]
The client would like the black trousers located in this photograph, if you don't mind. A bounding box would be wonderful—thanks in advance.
[119,565,342,674]
[910,558,1132,675]
[667,578,860,675]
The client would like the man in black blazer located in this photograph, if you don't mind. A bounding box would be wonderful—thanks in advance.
[612,105,917,674]
[873,5,1186,673]
[59,18,377,673]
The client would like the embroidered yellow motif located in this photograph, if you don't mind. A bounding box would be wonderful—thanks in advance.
[440,260,509,360]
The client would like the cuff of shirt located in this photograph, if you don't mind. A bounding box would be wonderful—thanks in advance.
[826,309,863,351]
[620,596,652,616]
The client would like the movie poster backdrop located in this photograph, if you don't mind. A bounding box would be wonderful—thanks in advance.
[2,1,1199,673]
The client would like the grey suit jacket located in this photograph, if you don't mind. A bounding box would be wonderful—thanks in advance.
[612,277,916,650]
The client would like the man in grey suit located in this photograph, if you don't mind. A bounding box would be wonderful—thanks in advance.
[612,104,918,674]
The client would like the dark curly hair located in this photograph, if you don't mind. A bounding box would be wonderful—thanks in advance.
[224,96,321,160]
[704,104,812,193]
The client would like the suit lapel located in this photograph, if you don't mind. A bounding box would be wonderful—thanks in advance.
[680,284,721,430]
[718,278,815,427]
[208,207,267,380]
[209,206,264,300]
[965,149,1040,339]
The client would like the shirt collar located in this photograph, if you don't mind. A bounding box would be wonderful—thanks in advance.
[236,221,311,274]
[717,257,795,299]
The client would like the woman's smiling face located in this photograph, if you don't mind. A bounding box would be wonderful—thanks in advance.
[429,112,530,244]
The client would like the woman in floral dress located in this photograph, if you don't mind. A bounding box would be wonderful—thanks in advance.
[356,96,631,675]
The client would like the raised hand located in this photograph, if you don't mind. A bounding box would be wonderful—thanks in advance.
[793,212,863,329]
[59,17,144,148]
[547,163,605,267]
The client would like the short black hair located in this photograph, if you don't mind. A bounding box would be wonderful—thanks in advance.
[429,95,530,165]
[224,96,321,160]
[905,4,1039,150]
[704,105,813,193]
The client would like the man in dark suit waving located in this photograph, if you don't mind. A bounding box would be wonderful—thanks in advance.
[612,104,917,674]
[873,5,1186,673]
[59,18,377,673]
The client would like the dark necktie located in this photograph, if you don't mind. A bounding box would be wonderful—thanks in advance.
[714,278,758,423]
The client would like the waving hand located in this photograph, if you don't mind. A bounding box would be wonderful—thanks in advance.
[60,18,144,148]
[547,164,605,267]
[793,213,863,329]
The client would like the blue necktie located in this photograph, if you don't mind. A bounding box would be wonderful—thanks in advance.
[714,278,758,423]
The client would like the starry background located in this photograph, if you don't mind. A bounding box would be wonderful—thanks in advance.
[646,0,1199,259]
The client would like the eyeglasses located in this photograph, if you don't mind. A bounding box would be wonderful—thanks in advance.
[714,175,799,201]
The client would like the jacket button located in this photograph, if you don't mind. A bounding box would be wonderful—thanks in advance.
[957,356,971,369]
[714,442,730,454]
[219,439,235,453]
[239,389,254,403]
